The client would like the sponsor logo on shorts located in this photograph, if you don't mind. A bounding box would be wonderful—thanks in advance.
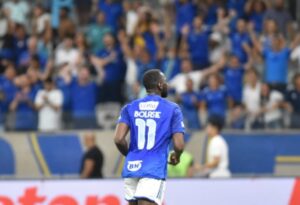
[127,160,143,172]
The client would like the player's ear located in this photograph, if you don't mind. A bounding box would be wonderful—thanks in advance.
[158,82,163,90]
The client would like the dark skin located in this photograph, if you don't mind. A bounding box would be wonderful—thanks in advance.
[114,71,185,205]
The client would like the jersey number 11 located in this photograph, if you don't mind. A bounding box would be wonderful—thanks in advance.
[135,118,157,150]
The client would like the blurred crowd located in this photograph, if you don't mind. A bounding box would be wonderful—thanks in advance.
[0,0,300,132]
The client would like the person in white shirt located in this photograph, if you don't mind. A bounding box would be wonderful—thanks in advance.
[196,116,231,178]
[35,78,63,132]
[243,69,261,130]
[169,58,224,94]
[55,36,80,72]
[4,0,29,25]
[260,83,284,129]
[32,4,51,35]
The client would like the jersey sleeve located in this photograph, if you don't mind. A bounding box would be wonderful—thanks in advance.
[171,106,185,134]
[118,105,130,125]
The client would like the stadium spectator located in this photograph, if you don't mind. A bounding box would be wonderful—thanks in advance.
[290,39,300,71]
[55,35,80,71]
[209,32,228,65]
[159,47,181,81]
[227,0,247,18]
[221,54,251,105]
[136,48,156,85]
[175,0,196,36]
[201,73,228,121]
[85,11,112,54]
[3,0,30,25]
[252,34,300,92]
[229,18,251,64]
[9,75,37,130]
[260,83,284,129]
[58,7,76,41]
[51,0,73,30]
[69,66,98,129]
[245,0,267,33]
[80,132,104,179]
[123,0,139,37]
[98,0,123,32]
[32,4,51,36]
[177,78,201,130]
[201,0,219,26]
[0,7,11,39]
[196,115,231,178]
[284,73,300,129]
[181,16,210,69]
[19,36,48,71]
[169,58,220,94]
[14,24,28,66]
[35,78,63,132]
[75,0,93,26]
[259,19,278,51]
[243,69,262,130]
[0,64,17,129]
[91,33,125,103]
[264,0,292,36]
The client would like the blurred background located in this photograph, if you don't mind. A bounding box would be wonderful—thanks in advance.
[0,0,300,204]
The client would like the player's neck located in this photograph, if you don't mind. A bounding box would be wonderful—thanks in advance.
[147,90,161,96]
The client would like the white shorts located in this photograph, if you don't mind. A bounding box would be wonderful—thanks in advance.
[124,178,166,205]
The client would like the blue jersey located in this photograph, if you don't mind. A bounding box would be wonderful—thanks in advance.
[223,66,245,103]
[202,86,228,118]
[118,95,185,180]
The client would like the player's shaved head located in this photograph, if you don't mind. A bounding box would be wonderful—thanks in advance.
[143,69,168,98]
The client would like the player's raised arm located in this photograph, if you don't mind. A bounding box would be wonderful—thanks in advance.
[114,123,130,156]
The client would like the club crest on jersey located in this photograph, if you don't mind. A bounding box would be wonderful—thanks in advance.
[127,160,143,172]
[139,101,159,110]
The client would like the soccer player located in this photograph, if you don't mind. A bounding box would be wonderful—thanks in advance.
[114,69,185,205]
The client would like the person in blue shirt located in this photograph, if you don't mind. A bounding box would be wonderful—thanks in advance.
[252,33,300,92]
[175,0,196,36]
[203,0,219,26]
[0,64,18,129]
[229,19,252,64]
[159,48,181,81]
[136,49,157,84]
[177,78,201,130]
[245,0,267,33]
[182,16,210,70]
[91,33,126,103]
[227,0,247,18]
[9,75,37,131]
[98,0,123,32]
[114,69,185,205]
[201,73,228,121]
[70,67,98,129]
[221,54,250,105]
[14,24,28,65]
[18,37,48,71]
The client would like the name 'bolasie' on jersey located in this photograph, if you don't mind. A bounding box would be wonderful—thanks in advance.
[118,95,185,180]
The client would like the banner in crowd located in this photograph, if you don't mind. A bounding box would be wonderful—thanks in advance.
[0,178,299,205]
